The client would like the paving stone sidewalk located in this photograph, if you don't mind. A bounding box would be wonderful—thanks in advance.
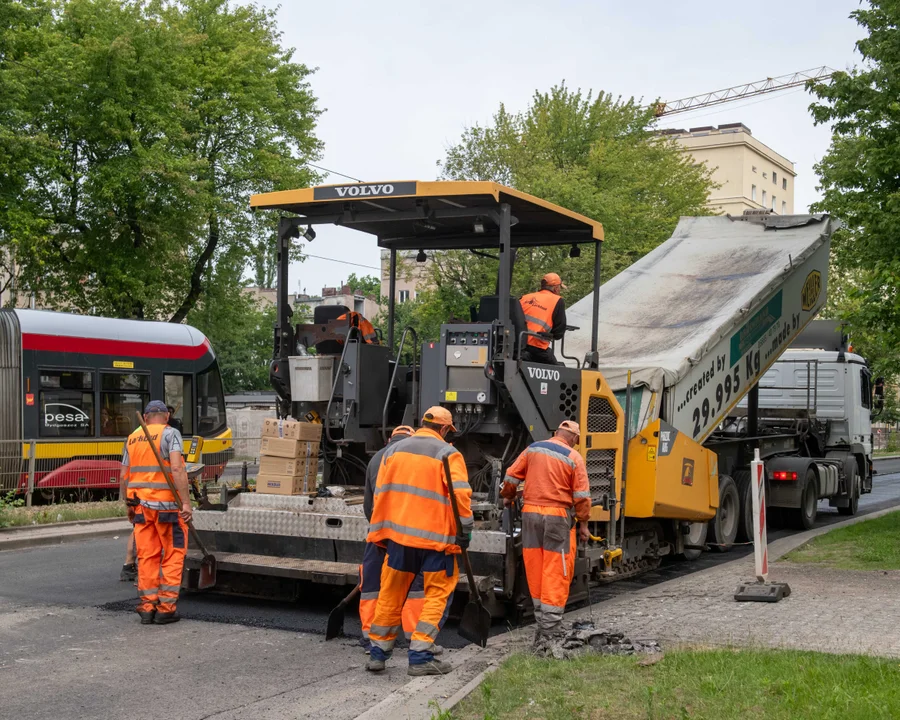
[566,539,900,658]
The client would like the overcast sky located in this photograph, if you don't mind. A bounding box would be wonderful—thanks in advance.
[255,0,865,294]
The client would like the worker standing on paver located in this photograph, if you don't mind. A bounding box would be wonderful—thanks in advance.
[120,401,192,625]
[338,311,379,344]
[520,273,567,365]
[366,407,472,676]
[501,420,590,643]
[360,425,440,653]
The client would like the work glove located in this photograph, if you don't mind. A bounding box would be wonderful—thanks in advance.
[456,533,471,551]
[127,506,136,523]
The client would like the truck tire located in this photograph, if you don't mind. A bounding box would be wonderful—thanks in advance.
[708,475,739,552]
[733,470,753,542]
[838,465,860,516]
[789,468,818,530]
[681,522,708,561]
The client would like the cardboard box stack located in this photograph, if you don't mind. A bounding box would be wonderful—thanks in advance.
[256,418,322,495]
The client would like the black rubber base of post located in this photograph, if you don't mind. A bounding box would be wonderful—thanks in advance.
[734,581,792,603]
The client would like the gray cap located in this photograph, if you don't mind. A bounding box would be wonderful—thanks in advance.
[144,400,169,414]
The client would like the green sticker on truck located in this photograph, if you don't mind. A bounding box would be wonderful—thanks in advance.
[730,291,782,366]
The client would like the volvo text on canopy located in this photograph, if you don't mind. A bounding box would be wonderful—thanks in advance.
[0,309,231,499]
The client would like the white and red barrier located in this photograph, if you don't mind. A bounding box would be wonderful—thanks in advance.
[750,448,768,582]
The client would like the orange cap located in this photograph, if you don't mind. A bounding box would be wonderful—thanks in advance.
[542,272,567,289]
[558,420,581,437]
[422,406,457,432]
[391,425,414,438]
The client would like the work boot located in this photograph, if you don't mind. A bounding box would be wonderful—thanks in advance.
[531,628,544,649]
[120,563,137,582]
[137,610,155,625]
[154,611,181,625]
[365,658,386,672]
[407,659,453,676]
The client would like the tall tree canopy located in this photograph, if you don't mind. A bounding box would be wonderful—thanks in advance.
[810,0,900,381]
[389,85,714,346]
[0,0,321,321]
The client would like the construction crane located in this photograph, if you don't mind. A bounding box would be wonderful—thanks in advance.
[654,66,835,117]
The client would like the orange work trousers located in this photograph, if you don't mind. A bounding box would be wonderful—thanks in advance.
[134,506,187,614]
[358,542,425,640]
[368,541,458,665]
[521,504,575,634]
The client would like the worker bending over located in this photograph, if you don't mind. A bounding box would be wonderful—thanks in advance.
[338,311,378,344]
[120,401,192,625]
[366,407,472,676]
[501,420,590,643]
[359,425,442,654]
[520,273,567,365]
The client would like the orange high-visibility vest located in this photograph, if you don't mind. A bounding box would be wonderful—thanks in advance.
[367,428,473,553]
[338,312,378,344]
[501,437,591,521]
[125,424,179,511]
[520,290,562,349]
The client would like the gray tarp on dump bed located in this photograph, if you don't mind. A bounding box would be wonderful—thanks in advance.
[565,214,836,438]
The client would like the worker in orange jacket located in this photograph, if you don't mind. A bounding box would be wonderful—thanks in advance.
[338,311,378,344]
[519,272,567,365]
[500,420,590,642]
[359,425,440,654]
[120,400,192,625]
[366,407,472,676]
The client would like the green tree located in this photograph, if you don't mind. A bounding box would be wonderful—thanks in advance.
[346,273,380,298]
[0,0,321,319]
[809,0,900,382]
[426,84,714,339]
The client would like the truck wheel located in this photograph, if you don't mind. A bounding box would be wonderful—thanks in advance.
[708,475,739,552]
[681,522,708,561]
[790,469,818,530]
[838,465,860,516]
[733,470,753,542]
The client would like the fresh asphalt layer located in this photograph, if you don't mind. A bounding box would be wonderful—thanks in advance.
[1,461,899,720]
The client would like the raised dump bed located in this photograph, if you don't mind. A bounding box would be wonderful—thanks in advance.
[566,214,836,442]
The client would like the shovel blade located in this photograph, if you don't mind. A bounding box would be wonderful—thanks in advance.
[197,555,217,590]
[325,604,346,641]
[458,600,491,648]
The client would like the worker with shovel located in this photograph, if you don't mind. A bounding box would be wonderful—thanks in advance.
[501,420,591,645]
[365,407,473,676]
[120,401,192,625]
[359,425,438,652]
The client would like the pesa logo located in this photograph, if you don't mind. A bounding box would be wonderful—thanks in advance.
[44,403,90,427]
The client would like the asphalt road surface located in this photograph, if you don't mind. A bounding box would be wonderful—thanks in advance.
[2,461,899,720]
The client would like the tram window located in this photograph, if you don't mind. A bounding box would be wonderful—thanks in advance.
[164,375,194,436]
[39,370,94,437]
[197,365,226,435]
[100,372,150,437]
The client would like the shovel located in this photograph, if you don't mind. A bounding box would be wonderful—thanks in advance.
[325,583,360,640]
[443,457,491,648]
[135,412,217,589]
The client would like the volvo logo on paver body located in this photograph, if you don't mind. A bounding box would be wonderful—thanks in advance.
[313,181,417,200]
[527,366,560,381]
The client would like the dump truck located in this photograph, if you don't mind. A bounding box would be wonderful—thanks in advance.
[186,183,839,618]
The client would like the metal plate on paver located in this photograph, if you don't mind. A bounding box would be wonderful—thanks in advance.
[185,551,495,592]
[193,505,508,554]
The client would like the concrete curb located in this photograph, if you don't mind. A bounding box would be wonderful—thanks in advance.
[0,518,131,552]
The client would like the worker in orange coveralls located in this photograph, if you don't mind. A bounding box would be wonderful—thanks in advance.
[359,424,442,656]
[120,400,191,625]
[365,407,472,676]
[500,420,590,644]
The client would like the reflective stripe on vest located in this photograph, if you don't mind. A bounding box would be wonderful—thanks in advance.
[125,424,175,505]
[520,290,561,349]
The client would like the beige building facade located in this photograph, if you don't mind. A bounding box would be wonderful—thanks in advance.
[245,284,380,321]
[380,249,432,304]
[661,123,795,216]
